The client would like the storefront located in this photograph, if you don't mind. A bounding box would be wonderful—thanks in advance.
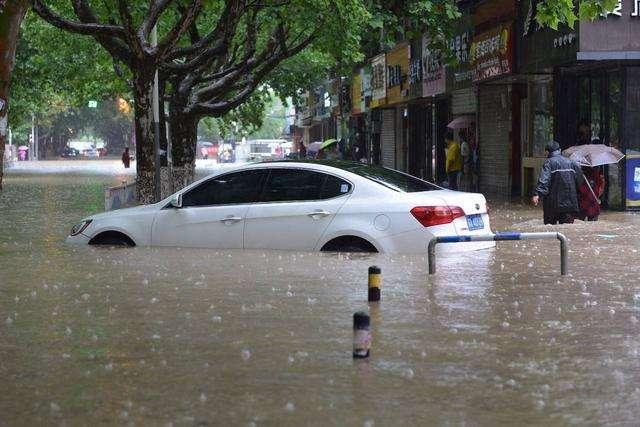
[349,68,368,162]
[555,0,640,210]
[472,7,518,197]
[446,13,475,186]
[369,54,387,166]
[518,0,578,198]
[385,42,411,172]
[309,83,336,143]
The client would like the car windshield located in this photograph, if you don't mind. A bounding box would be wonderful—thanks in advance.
[272,161,441,193]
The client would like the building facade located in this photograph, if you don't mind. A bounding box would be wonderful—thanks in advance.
[302,0,640,210]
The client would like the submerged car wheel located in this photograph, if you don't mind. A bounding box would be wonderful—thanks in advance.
[320,236,377,253]
[88,231,135,247]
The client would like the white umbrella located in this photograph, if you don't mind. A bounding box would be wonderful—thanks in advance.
[562,144,625,167]
[307,142,323,153]
[447,115,475,129]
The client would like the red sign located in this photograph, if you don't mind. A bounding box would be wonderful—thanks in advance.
[470,23,513,82]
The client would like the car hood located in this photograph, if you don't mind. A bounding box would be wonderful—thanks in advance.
[86,203,159,221]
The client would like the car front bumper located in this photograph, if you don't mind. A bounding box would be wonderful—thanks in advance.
[65,233,91,245]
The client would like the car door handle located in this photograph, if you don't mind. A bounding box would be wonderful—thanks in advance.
[220,215,243,223]
[307,210,331,219]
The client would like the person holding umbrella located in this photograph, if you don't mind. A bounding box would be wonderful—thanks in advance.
[532,141,584,225]
[562,140,625,221]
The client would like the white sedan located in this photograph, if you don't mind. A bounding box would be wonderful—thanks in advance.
[66,161,494,253]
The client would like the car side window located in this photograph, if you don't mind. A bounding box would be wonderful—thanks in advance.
[261,169,351,202]
[320,174,352,199]
[182,170,266,207]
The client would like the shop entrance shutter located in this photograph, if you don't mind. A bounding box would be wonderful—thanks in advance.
[381,109,396,168]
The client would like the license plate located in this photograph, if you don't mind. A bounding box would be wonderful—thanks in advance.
[467,214,484,231]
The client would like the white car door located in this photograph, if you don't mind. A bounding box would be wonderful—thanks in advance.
[152,169,267,248]
[244,168,352,251]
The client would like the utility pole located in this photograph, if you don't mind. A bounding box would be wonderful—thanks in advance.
[152,25,161,201]
[31,113,36,160]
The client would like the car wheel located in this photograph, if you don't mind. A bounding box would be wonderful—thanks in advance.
[320,236,377,253]
[88,231,135,247]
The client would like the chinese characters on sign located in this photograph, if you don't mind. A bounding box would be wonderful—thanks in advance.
[371,54,386,102]
[408,58,422,85]
[387,64,403,88]
[470,24,513,82]
[422,36,445,97]
[449,30,473,84]
[605,0,640,17]
[554,32,577,48]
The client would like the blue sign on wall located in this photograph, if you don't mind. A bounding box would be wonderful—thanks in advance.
[626,155,640,208]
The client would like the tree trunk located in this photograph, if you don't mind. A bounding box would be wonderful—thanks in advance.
[0,0,30,191]
[132,73,158,204]
[170,112,198,192]
[158,79,172,199]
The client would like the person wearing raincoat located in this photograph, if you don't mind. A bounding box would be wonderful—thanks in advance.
[532,141,584,225]
[577,166,605,221]
[445,131,462,190]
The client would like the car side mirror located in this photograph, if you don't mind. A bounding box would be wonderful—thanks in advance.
[170,194,183,208]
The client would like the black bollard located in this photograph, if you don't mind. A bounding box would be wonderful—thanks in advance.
[353,311,371,358]
[368,266,381,302]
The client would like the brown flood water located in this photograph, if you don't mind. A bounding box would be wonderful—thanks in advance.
[2,168,640,426]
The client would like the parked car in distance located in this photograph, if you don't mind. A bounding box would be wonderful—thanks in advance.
[60,147,80,158]
[84,148,101,158]
[66,161,494,253]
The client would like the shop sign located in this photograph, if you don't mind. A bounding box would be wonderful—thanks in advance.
[580,0,640,53]
[312,85,330,120]
[385,43,410,106]
[519,0,577,72]
[340,80,351,116]
[448,28,473,87]
[351,72,363,115]
[370,54,386,108]
[361,65,372,111]
[408,58,422,85]
[470,24,513,82]
[330,79,341,116]
[422,36,445,97]
[603,0,640,17]
[626,155,640,207]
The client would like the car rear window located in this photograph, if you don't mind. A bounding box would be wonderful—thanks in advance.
[341,164,440,193]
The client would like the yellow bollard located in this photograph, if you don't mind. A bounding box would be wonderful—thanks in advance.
[368,266,381,302]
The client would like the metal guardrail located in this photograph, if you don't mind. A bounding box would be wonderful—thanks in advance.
[428,232,569,276]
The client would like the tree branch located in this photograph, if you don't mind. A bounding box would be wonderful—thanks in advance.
[156,0,204,58]
[140,0,175,44]
[32,0,126,38]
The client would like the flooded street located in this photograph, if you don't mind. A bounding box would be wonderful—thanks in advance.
[2,162,640,425]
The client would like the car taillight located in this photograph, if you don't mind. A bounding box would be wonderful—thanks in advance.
[410,206,465,227]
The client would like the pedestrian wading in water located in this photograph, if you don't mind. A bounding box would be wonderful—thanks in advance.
[532,141,584,225]
[122,147,131,169]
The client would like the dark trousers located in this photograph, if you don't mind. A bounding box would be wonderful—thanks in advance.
[447,172,459,190]
[543,210,574,225]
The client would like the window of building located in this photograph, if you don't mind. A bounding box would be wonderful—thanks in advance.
[530,80,554,157]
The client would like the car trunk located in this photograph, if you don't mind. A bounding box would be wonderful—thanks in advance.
[408,190,491,235]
